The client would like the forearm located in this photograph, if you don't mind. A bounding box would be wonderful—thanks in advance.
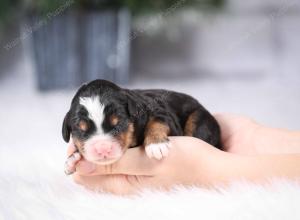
[202,150,300,186]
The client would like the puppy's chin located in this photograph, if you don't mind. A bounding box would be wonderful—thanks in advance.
[91,156,122,165]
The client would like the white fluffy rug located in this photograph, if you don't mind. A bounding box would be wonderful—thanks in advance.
[1,147,300,220]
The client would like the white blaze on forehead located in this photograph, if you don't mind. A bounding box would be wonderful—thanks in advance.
[79,96,105,134]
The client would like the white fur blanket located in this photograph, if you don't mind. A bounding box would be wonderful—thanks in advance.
[1,148,300,220]
[1,65,300,219]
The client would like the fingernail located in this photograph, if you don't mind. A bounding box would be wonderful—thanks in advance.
[78,161,96,174]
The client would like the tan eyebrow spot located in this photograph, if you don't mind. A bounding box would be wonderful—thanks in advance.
[79,120,88,131]
[110,115,119,126]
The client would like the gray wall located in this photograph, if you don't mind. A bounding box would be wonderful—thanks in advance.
[132,0,300,84]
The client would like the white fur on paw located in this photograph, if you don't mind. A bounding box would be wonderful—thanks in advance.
[64,152,81,175]
[145,142,171,160]
[64,162,75,175]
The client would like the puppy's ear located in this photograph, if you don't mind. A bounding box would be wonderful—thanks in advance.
[124,91,145,119]
[127,97,137,117]
[62,112,71,142]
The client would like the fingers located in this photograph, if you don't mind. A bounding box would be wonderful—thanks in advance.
[72,173,143,195]
[76,147,161,176]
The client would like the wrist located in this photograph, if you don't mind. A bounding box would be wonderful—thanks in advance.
[252,126,300,154]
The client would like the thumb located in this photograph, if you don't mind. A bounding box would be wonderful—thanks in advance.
[76,147,160,176]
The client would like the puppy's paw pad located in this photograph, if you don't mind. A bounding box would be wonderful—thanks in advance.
[145,142,171,160]
[64,152,81,175]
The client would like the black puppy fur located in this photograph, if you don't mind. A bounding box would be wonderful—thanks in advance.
[62,79,221,152]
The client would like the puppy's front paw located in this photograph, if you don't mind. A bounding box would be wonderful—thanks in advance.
[145,141,171,160]
[64,152,81,175]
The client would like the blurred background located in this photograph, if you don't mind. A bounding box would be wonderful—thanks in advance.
[0,0,300,152]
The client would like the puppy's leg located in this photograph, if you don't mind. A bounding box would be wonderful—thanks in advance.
[184,109,222,149]
[144,118,171,160]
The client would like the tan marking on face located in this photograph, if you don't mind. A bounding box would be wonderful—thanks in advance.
[110,115,119,126]
[73,138,85,155]
[79,120,88,132]
[144,118,170,146]
[116,123,136,149]
[184,111,198,136]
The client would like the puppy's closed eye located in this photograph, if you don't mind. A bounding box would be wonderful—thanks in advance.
[78,120,89,132]
[110,115,119,126]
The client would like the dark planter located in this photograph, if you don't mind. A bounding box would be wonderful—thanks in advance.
[1,20,23,77]
[28,8,131,90]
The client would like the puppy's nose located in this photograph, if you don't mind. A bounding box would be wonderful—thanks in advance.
[93,141,114,159]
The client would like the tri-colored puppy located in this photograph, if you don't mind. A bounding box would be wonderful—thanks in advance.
[63,79,221,174]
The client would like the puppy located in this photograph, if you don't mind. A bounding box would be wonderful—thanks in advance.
[63,79,221,175]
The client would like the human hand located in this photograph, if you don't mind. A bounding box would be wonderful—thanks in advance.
[66,136,225,194]
[65,113,300,194]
